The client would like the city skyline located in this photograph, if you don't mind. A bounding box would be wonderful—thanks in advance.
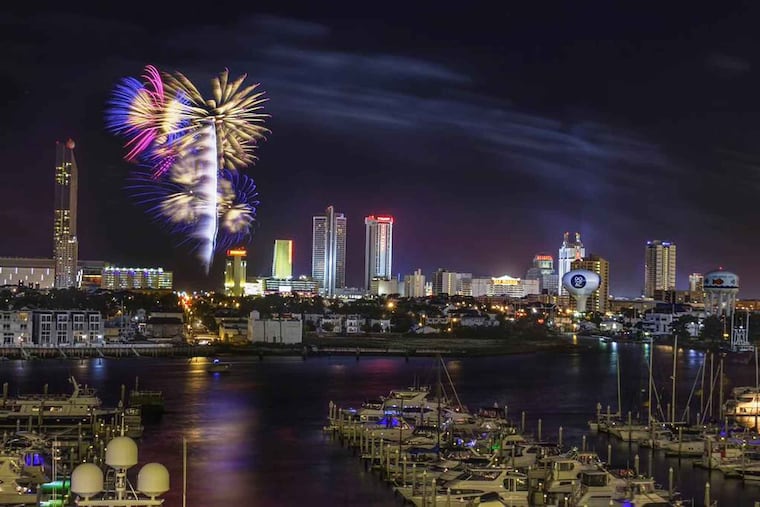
[5,4,760,296]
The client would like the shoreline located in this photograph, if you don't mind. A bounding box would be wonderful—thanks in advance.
[0,334,742,360]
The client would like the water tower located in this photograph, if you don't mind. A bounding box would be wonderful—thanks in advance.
[562,269,601,313]
[703,269,739,318]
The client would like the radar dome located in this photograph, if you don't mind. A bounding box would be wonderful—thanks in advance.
[138,463,170,498]
[105,436,138,469]
[562,269,601,313]
[71,463,103,499]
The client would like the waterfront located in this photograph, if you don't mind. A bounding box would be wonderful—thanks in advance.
[4,338,760,505]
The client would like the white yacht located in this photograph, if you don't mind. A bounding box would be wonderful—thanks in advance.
[724,386,760,419]
[614,475,672,506]
[398,468,529,507]
[0,377,115,424]
[662,434,705,457]
[569,470,623,507]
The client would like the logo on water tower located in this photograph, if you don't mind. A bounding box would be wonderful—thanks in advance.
[570,274,587,289]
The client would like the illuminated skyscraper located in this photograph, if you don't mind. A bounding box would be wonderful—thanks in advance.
[53,139,79,289]
[557,232,584,296]
[224,248,247,297]
[644,240,677,298]
[272,239,293,279]
[525,253,558,294]
[312,206,346,296]
[364,215,393,289]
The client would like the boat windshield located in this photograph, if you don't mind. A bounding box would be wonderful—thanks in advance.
[505,475,528,491]
[581,473,608,487]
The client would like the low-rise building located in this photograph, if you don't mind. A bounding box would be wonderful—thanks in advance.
[31,310,103,345]
[344,315,364,334]
[0,310,31,345]
[145,312,184,342]
[248,310,302,344]
[218,318,248,343]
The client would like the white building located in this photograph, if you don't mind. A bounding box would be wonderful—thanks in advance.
[471,276,540,298]
[344,315,364,334]
[248,311,303,344]
[369,278,399,296]
[0,311,31,345]
[404,269,426,298]
[558,232,585,296]
[641,305,703,337]
[31,310,103,345]
[364,215,393,290]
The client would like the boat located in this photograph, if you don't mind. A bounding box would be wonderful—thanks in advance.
[0,377,117,426]
[569,470,620,507]
[207,359,231,373]
[612,474,673,506]
[127,377,164,419]
[396,468,529,507]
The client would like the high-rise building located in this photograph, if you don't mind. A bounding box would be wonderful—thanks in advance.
[404,269,426,298]
[689,273,704,293]
[430,269,472,296]
[557,232,584,296]
[688,272,705,303]
[571,254,610,313]
[364,215,393,289]
[53,139,79,289]
[312,206,347,296]
[525,253,558,294]
[272,240,293,279]
[644,240,677,297]
[224,248,247,297]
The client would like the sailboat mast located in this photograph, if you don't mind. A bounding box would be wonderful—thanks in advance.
[671,334,678,423]
[617,354,622,417]
[648,336,653,425]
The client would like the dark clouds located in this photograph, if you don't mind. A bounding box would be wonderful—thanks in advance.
[3,4,760,296]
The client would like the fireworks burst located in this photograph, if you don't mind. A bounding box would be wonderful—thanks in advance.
[106,65,269,272]
[163,68,269,170]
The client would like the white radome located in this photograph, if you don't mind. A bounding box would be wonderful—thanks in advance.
[105,436,139,468]
[138,462,170,498]
[71,463,104,498]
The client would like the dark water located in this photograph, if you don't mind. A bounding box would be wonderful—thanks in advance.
[4,338,760,506]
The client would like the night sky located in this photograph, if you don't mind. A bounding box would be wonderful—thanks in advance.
[3,3,760,296]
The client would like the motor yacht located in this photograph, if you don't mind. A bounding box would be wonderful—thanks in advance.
[0,377,116,426]
[398,468,529,507]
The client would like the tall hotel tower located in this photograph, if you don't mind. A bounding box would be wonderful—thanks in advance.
[557,232,584,296]
[644,240,676,297]
[53,139,79,289]
[272,239,293,279]
[312,206,347,297]
[364,215,393,290]
[224,248,247,297]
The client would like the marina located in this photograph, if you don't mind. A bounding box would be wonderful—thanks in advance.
[0,339,758,504]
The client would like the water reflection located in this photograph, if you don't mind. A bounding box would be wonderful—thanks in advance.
[0,346,757,505]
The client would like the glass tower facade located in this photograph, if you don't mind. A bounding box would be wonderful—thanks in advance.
[364,215,393,290]
[312,206,346,296]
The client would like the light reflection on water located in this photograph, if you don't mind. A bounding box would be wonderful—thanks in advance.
[3,342,760,505]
